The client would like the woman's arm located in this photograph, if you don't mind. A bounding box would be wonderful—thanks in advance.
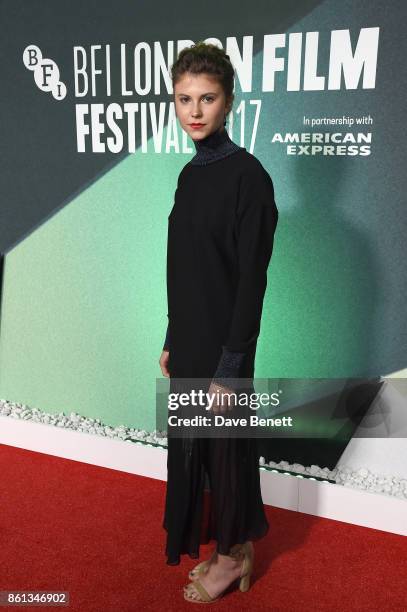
[212,162,279,387]
[159,316,170,378]
[163,321,170,351]
[162,167,187,354]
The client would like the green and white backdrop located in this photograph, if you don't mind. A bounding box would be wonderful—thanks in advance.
[1,0,406,483]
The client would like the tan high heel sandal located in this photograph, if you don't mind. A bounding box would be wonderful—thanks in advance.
[183,541,254,604]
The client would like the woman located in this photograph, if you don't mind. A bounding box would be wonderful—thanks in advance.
[159,42,279,603]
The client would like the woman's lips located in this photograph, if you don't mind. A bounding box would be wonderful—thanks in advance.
[190,124,205,129]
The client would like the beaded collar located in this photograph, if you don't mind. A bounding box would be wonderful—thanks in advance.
[190,126,243,165]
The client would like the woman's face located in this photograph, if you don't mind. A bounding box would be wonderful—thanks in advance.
[174,72,233,141]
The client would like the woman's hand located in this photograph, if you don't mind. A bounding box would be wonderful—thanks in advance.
[159,350,170,377]
[207,381,236,414]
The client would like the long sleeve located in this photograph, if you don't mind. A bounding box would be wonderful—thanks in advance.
[212,163,278,383]
[163,167,187,353]
[163,322,170,351]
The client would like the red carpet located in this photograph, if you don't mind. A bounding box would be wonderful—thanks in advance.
[1,443,406,611]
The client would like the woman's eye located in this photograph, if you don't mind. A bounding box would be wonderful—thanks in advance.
[179,96,214,103]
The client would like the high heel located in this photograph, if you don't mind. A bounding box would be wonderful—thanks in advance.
[232,541,254,592]
[183,541,254,603]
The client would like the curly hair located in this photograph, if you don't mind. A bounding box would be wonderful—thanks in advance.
[171,41,235,106]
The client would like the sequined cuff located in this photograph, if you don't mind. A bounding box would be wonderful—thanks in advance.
[212,346,246,383]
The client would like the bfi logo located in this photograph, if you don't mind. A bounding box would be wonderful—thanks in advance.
[23,44,67,100]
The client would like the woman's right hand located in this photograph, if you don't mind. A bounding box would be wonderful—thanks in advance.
[159,350,170,377]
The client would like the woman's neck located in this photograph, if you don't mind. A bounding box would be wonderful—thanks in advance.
[190,126,243,165]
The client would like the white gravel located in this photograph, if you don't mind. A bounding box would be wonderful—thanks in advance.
[1,398,406,499]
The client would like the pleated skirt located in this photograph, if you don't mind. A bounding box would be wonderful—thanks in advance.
[163,430,269,565]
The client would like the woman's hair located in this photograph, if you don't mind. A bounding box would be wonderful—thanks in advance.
[171,41,235,106]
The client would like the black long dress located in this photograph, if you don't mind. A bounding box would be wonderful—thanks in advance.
[162,126,279,565]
